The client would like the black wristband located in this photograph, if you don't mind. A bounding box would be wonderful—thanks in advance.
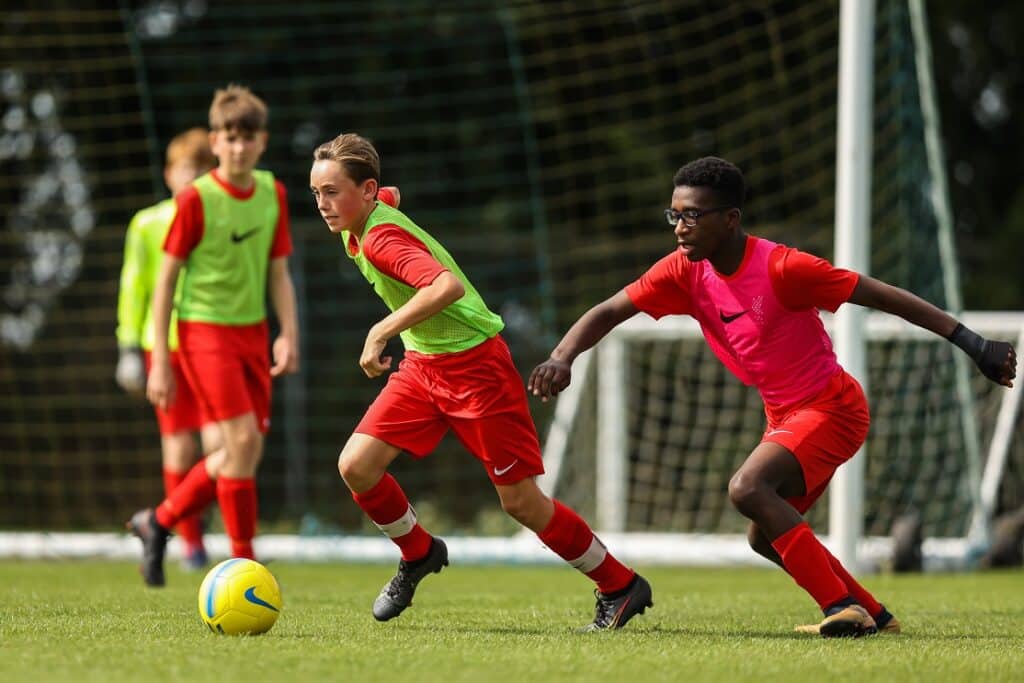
[948,323,985,360]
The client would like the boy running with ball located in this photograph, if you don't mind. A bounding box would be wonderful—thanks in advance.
[310,132,652,630]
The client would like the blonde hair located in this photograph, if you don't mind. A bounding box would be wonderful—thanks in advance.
[165,127,215,171]
[312,133,380,185]
[209,84,268,132]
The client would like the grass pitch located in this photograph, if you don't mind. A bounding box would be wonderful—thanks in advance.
[2,559,1022,682]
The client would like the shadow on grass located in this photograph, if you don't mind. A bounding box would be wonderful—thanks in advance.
[644,625,811,639]
[269,623,1024,642]
[643,625,1024,642]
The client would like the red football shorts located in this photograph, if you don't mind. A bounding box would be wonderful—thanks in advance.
[144,350,211,435]
[177,320,272,433]
[761,369,870,514]
[355,335,545,485]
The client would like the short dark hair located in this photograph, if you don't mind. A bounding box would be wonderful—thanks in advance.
[672,157,746,209]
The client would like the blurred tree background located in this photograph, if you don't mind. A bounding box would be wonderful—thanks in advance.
[930,1,1024,308]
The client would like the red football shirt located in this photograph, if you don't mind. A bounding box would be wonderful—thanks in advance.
[625,238,860,408]
[362,226,448,288]
[163,169,292,260]
[626,243,858,316]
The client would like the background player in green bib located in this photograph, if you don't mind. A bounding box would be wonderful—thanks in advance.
[116,127,221,570]
[128,85,299,586]
[309,132,652,630]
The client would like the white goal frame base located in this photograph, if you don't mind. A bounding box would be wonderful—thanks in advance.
[0,530,969,572]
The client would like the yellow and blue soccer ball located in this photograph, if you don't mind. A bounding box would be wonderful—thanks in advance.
[198,558,282,635]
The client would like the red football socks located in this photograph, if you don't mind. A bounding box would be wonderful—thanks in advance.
[217,476,257,559]
[162,468,204,550]
[538,499,634,594]
[823,545,883,617]
[771,522,849,609]
[353,474,433,562]
[155,460,216,531]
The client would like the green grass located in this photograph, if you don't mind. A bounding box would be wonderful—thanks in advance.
[2,560,1023,682]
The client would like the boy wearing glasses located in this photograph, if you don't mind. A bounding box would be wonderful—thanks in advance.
[529,156,1016,637]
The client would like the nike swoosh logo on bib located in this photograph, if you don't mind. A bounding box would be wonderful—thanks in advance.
[231,227,260,243]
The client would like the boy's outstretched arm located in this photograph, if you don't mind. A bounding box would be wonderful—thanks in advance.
[529,290,639,401]
[849,275,1017,387]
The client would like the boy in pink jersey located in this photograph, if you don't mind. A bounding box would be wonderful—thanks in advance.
[310,132,651,630]
[529,157,1017,637]
[128,85,299,586]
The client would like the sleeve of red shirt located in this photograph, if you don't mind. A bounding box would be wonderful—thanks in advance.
[624,251,693,319]
[769,245,860,312]
[377,187,397,208]
[162,185,204,258]
[269,180,292,258]
[362,225,448,288]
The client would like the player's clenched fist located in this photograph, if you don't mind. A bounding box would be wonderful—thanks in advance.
[359,330,392,378]
[146,359,176,411]
[270,335,299,377]
[528,357,572,401]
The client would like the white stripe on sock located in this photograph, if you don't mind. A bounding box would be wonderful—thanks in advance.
[375,505,417,539]
[569,535,607,573]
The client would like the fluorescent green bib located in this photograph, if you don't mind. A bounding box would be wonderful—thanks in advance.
[178,170,279,324]
[343,202,504,354]
[116,198,182,351]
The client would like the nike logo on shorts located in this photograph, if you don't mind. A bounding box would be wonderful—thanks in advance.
[493,462,516,476]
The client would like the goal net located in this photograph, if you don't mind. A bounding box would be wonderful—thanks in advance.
[2,1,1022,566]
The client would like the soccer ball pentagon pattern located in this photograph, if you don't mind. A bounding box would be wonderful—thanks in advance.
[198,558,282,635]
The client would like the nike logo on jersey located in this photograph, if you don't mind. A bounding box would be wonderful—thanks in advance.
[719,310,747,323]
[493,462,517,477]
[231,227,260,243]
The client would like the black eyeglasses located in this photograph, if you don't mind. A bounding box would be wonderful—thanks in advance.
[664,206,732,227]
